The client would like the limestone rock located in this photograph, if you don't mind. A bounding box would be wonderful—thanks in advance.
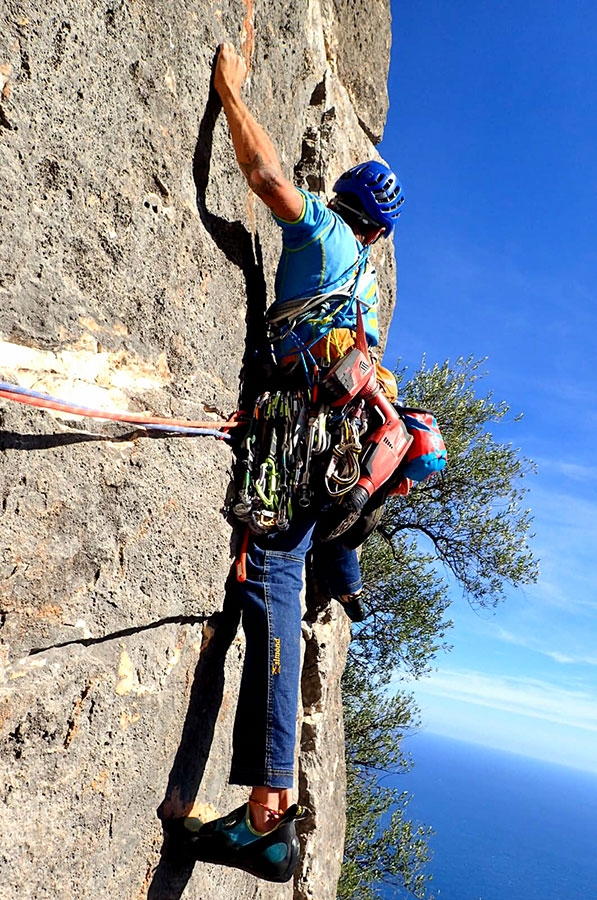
[0,2,393,898]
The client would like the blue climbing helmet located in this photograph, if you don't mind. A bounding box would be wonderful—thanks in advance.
[332,160,404,236]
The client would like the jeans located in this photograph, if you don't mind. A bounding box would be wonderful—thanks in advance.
[229,512,361,789]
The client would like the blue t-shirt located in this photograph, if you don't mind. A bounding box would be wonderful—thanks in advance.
[269,189,380,355]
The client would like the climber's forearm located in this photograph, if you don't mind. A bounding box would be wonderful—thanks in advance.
[214,43,303,220]
[219,89,287,198]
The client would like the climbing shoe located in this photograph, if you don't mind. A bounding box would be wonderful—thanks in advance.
[335,592,365,623]
[169,802,306,883]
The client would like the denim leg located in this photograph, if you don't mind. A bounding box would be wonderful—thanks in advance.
[311,538,362,598]
[230,513,317,789]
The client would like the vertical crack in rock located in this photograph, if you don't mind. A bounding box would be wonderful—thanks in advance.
[241,0,255,70]
[357,113,382,146]
[63,678,96,749]
[297,603,351,900]
[294,75,338,196]
[17,20,33,79]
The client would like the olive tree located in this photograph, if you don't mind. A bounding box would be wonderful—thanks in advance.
[339,356,538,900]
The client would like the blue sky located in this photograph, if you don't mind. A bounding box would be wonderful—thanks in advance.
[381,0,597,773]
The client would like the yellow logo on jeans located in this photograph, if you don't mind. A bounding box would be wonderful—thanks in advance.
[272,638,281,675]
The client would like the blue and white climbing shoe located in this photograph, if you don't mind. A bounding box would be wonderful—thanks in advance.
[173,803,306,883]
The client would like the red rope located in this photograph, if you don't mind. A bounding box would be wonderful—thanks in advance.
[0,388,246,432]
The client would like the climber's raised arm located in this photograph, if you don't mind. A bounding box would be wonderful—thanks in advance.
[213,42,304,222]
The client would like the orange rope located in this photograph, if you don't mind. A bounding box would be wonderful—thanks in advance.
[0,387,246,432]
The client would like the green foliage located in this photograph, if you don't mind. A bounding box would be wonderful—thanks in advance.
[351,530,452,680]
[386,355,539,608]
[338,673,436,900]
[339,356,539,899]
[339,768,435,900]
[338,531,449,899]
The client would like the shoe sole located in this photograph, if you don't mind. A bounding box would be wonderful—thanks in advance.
[191,826,300,883]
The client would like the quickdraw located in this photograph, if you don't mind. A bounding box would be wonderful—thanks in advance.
[231,384,366,535]
[324,410,363,497]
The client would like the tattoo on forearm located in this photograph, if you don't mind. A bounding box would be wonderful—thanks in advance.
[239,153,282,198]
[239,152,267,179]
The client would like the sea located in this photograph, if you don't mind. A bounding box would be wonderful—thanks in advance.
[376,732,597,900]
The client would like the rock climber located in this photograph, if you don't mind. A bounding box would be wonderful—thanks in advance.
[167,42,405,883]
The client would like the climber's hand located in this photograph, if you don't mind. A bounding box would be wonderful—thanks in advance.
[214,42,247,99]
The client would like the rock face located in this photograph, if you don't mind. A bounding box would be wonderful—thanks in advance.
[0,2,393,898]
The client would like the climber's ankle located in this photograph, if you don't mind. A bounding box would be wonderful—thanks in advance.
[249,787,291,832]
